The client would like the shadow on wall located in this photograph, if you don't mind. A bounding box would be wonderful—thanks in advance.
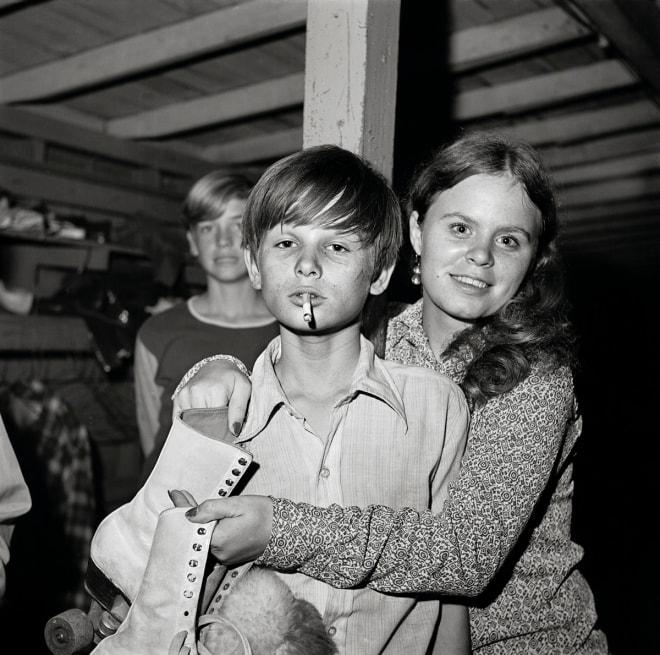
[567,253,660,655]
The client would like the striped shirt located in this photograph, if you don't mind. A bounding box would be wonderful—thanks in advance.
[236,335,469,655]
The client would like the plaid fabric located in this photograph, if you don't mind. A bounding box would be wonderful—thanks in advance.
[0,380,95,609]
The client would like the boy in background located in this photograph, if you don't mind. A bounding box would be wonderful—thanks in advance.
[134,172,278,478]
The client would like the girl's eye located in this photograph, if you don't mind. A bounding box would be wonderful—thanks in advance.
[498,235,520,248]
[198,224,214,235]
[449,223,470,236]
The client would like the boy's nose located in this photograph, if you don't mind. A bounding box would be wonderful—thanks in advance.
[296,249,321,277]
[216,228,232,246]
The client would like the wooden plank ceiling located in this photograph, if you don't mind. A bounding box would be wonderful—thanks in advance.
[0,0,659,272]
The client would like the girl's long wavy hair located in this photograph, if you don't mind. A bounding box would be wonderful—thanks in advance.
[406,130,577,408]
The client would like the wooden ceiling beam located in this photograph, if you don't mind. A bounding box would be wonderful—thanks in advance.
[107,73,304,139]
[0,0,307,103]
[562,0,660,104]
[204,127,303,164]
[540,127,660,168]
[202,75,650,163]
[564,214,659,235]
[52,6,593,143]
[0,0,26,9]
[0,161,181,223]
[499,99,660,145]
[455,60,636,120]
[0,105,213,178]
[561,198,660,223]
[564,229,660,249]
[552,151,660,186]
[559,174,660,207]
[451,6,591,73]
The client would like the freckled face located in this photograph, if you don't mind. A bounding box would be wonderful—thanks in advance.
[245,223,391,333]
[187,198,248,283]
[410,173,542,329]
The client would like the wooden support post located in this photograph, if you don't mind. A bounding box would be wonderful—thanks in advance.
[303,0,401,181]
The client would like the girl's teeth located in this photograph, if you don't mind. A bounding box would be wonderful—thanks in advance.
[455,275,488,289]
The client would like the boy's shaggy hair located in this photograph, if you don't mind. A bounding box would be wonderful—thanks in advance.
[182,172,253,229]
[242,144,403,278]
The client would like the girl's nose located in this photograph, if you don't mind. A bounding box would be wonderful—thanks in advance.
[466,241,494,266]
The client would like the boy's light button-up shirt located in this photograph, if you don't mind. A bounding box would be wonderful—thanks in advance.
[235,336,469,655]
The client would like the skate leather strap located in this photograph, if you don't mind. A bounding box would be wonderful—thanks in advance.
[197,615,253,655]
[201,561,254,613]
[198,561,254,654]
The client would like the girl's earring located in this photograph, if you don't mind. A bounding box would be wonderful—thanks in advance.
[411,255,421,286]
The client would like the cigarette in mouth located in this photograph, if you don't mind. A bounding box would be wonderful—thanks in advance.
[302,292,313,323]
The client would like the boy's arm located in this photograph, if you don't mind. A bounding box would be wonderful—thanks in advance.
[172,355,252,436]
[134,333,163,458]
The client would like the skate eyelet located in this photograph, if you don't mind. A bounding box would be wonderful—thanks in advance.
[197,527,207,535]
[189,559,199,567]
[192,543,202,551]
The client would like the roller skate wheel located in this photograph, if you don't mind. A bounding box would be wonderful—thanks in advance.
[44,608,94,655]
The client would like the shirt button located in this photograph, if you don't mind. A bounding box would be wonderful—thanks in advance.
[319,467,330,478]
[328,626,337,636]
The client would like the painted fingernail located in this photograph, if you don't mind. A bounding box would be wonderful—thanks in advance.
[185,506,198,518]
[231,422,242,436]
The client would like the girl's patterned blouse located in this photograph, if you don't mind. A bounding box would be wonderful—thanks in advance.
[258,300,608,653]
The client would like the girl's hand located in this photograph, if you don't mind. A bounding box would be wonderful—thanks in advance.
[168,630,190,655]
[173,358,252,435]
[170,491,273,566]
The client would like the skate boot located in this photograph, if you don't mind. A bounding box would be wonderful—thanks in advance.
[91,506,216,655]
[86,407,252,611]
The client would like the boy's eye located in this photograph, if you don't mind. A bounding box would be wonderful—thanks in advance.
[327,243,347,253]
[275,239,295,248]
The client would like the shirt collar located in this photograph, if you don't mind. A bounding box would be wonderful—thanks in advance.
[237,335,408,442]
[386,298,469,382]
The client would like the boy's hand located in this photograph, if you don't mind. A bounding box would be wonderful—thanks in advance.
[171,492,273,566]
[172,359,252,436]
